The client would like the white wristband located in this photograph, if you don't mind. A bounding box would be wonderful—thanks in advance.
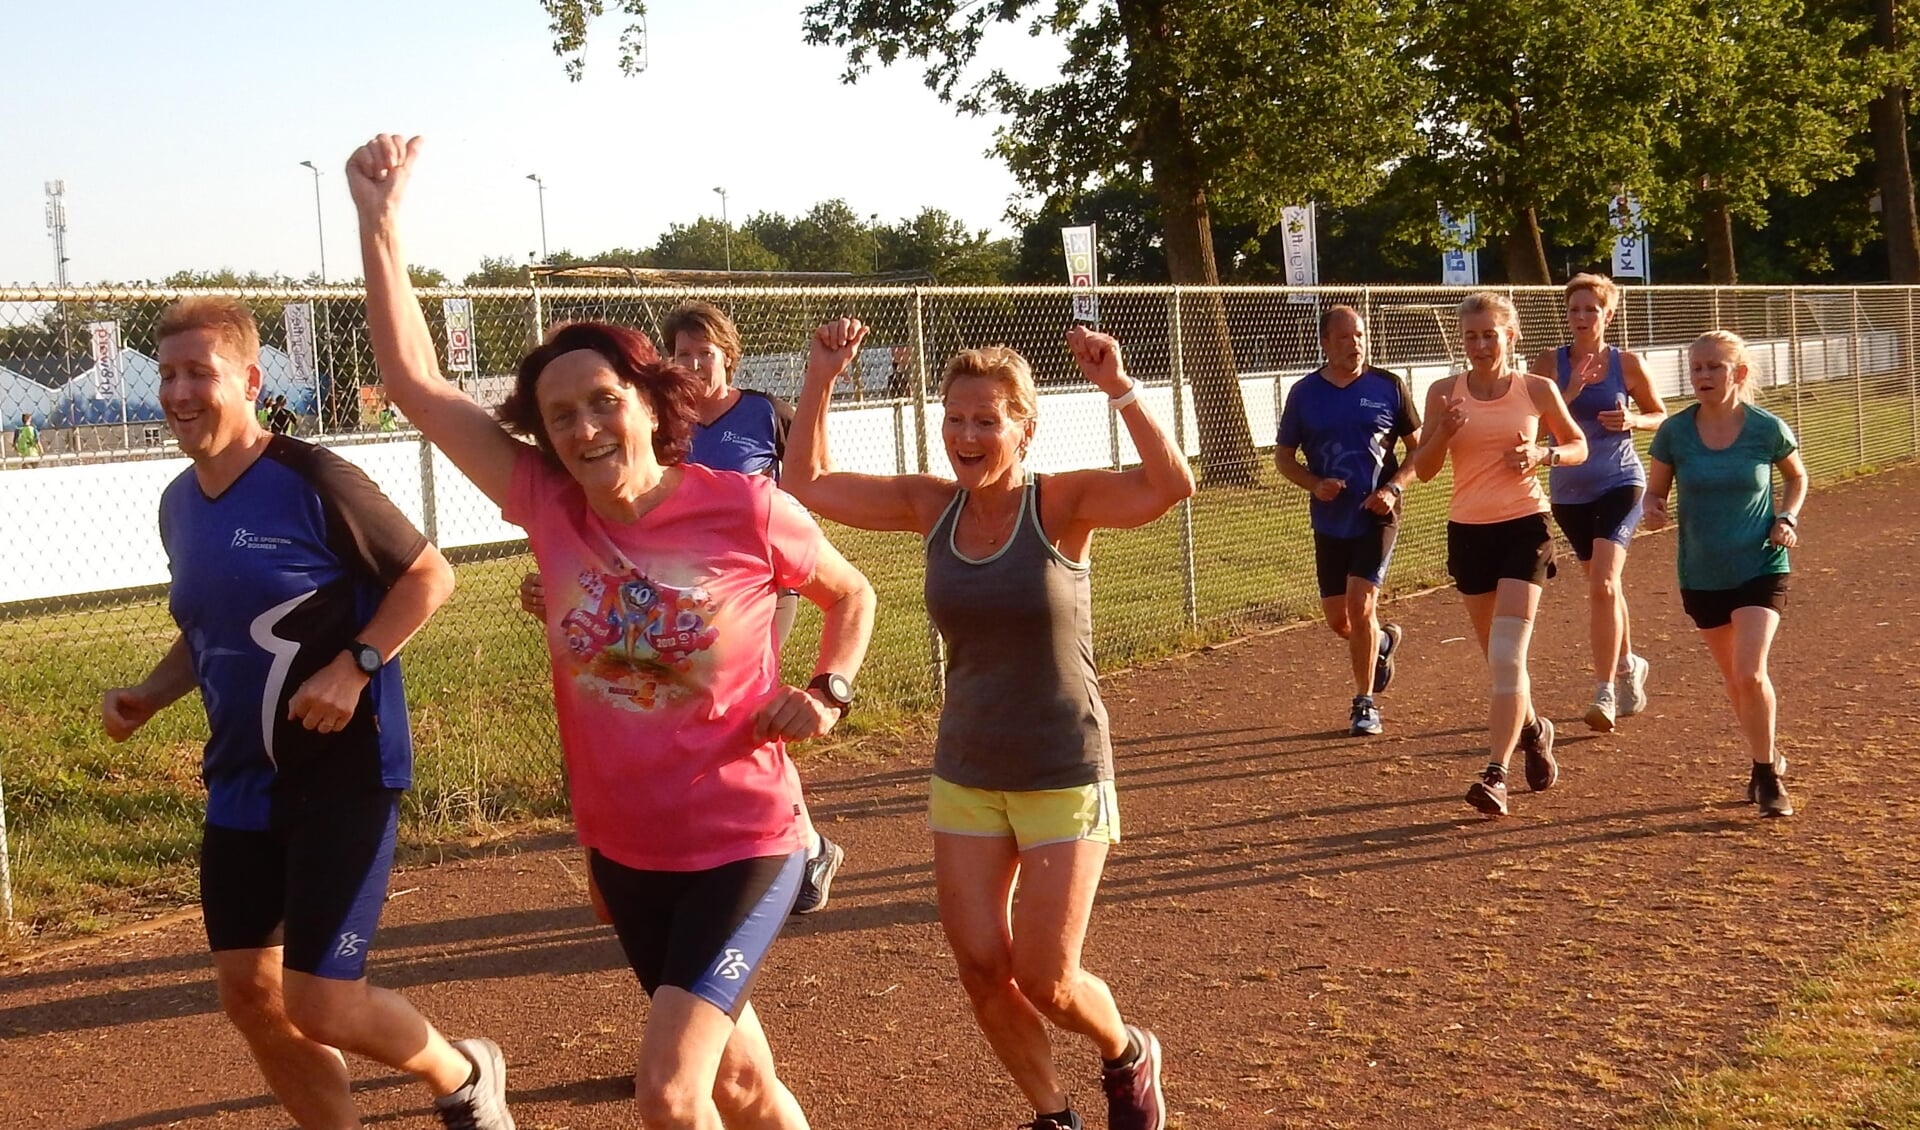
[1109,384,1140,410]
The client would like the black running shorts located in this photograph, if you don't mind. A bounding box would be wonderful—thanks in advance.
[1313,526,1398,598]
[1446,514,1556,596]
[1680,574,1789,630]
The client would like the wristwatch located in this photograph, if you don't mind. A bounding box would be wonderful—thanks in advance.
[347,641,383,677]
[1386,482,1404,498]
[807,672,854,718]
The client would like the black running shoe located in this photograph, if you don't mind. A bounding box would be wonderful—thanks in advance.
[1021,1111,1084,1130]
[1746,757,1789,803]
[1751,761,1795,817]
[1520,716,1558,792]
[791,835,845,915]
[1372,623,1403,695]
[1466,763,1509,816]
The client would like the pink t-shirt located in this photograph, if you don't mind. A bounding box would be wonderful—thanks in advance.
[505,452,822,871]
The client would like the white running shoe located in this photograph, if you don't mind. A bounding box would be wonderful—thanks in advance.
[1618,654,1650,716]
[1584,683,1617,733]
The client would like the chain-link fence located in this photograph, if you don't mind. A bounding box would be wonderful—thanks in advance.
[3,282,1913,944]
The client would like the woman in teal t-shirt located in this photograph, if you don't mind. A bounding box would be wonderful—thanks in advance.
[1645,331,1808,816]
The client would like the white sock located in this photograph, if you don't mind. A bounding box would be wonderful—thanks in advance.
[1595,681,1614,697]
[1616,652,1636,675]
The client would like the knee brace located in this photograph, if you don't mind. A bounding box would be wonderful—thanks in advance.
[1488,615,1533,696]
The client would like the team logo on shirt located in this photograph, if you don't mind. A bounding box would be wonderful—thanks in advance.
[557,567,720,711]
[230,528,293,551]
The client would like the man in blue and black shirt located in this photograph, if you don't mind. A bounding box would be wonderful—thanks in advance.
[101,297,512,1130]
[1276,305,1423,737]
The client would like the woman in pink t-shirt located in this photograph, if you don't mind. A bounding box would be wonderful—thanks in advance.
[1410,292,1587,818]
[350,133,875,1130]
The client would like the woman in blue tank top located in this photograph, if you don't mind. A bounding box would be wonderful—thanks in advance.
[1529,273,1666,734]
[789,319,1193,1130]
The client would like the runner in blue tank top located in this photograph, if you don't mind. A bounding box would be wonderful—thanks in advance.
[1529,273,1666,733]
[518,300,842,915]
[1275,305,1421,737]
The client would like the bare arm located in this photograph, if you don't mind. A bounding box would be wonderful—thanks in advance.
[286,544,457,733]
[1772,451,1808,548]
[1047,327,1197,533]
[1643,458,1674,530]
[1600,351,1667,434]
[751,538,876,742]
[1528,374,1589,467]
[1410,379,1460,482]
[784,318,952,534]
[348,134,523,507]
[102,634,199,741]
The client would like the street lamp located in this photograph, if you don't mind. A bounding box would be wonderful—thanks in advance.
[297,161,326,283]
[713,186,730,272]
[527,173,548,260]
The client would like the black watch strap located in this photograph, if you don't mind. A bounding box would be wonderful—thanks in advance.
[348,641,382,676]
[807,672,854,716]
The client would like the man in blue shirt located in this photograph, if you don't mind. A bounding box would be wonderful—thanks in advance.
[1276,305,1423,736]
[100,297,512,1130]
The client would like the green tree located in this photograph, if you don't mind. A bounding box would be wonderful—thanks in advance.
[464,255,532,286]
[651,217,783,272]
[884,208,1016,282]
[1656,0,1873,282]
[1396,0,1687,283]
[1860,0,1920,279]
[802,0,1425,483]
[747,200,873,274]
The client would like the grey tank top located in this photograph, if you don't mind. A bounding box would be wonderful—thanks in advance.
[924,474,1113,790]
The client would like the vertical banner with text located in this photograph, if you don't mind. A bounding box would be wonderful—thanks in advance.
[1439,208,1480,285]
[282,302,317,389]
[443,297,476,373]
[1061,225,1099,324]
[1610,192,1648,280]
[88,321,122,403]
[1281,203,1318,302]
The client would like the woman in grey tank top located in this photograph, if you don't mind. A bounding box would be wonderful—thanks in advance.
[789,319,1194,1130]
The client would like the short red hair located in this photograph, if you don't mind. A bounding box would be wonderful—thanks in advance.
[496,321,700,467]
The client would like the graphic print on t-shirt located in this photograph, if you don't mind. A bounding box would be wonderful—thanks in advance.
[555,565,721,712]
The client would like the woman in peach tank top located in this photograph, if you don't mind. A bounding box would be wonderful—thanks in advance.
[1410,292,1587,817]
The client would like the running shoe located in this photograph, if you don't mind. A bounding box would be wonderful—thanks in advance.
[1101,1026,1167,1130]
[1372,623,1404,695]
[435,1038,516,1130]
[1021,1112,1083,1130]
[1521,715,1558,792]
[1584,684,1617,733]
[1618,654,1650,716]
[1349,695,1383,737]
[1746,757,1791,805]
[1751,761,1795,817]
[791,835,845,916]
[1465,763,1509,816]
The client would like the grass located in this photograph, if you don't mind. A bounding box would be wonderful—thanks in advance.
[1638,903,1920,1130]
[1,382,1917,946]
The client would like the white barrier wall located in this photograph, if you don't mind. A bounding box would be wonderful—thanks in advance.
[1,329,1900,606]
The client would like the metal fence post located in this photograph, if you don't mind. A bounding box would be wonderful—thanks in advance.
[1169,288,1199,631]
[418,437,439,545]
[910,289,944,691]
[528,277,545,343]
[0,760,13,931]
[1788,289,1803,436]
[1908,288,1918,457]
[1853,292,1867,470]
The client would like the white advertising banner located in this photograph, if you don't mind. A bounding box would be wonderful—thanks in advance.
[1439,208,1479,286]
[1281,204,1318,300]
[1061,225,1099,324]
[282,302,317,387]
[88,321,121,401]
[443,297,475,372]
[1610,192,1648,280]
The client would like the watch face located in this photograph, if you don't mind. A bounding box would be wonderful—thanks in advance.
[826,673,853,705]
[353,645,381,675]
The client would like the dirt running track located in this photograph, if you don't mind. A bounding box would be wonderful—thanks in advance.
[6,466,1920,1130]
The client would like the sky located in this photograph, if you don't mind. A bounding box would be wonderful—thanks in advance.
[0,1,1065,286]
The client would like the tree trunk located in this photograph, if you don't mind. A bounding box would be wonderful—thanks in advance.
[1502,205,1552,284]
[1123,0,1257,487]
[1872,0,1920,281]
[1702,191,1738,284]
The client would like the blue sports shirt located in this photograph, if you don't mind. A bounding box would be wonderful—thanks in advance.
[688,389,794,479]
[159,437,427,830]
[1277,366,1421,538]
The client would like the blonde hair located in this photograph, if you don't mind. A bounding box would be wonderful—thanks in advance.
[1565,273,1620,314]
[939,346,1038,422]
[1690,330,1757,403]
[156,296,261,364]
[1456,291,1523,349]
